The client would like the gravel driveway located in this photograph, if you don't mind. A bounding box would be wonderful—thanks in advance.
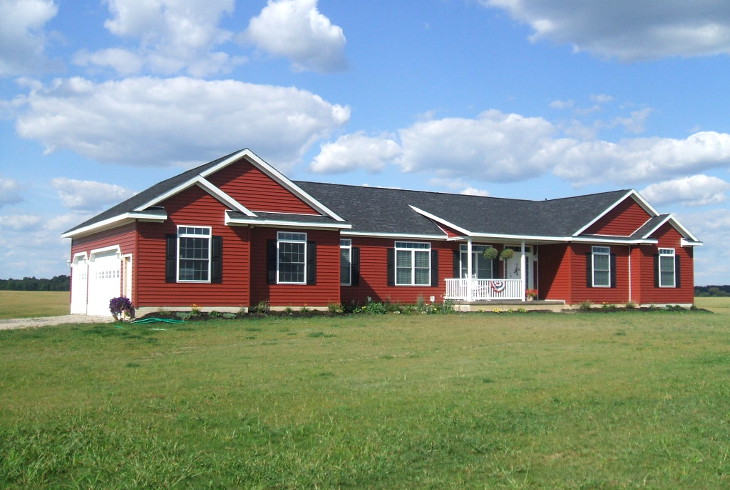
[0,315,114,330]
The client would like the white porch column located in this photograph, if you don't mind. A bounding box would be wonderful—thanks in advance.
[520,241,526,301]
[466,238,473,301]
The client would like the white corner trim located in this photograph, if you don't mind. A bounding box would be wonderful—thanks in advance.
[409,205,471,236]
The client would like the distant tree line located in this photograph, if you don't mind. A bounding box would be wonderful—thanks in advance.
[695,285,730,297]
[0,275,70,291]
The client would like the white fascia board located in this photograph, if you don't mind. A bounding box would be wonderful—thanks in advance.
[341,231,449,240]
[225,214,351,230]
[409,205,472,236]
[681,238,703,247]
[132,149,248,211]
[61,212,167,239]
[641,214,701,243]
[573,190,658,236]
[212,149,347,222]
[196,177,255,216]
[569,236,656,245]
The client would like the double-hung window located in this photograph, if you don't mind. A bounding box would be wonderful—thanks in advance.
[340,239,352,285]
[178,226,212,282]
[395,241,431,286]
[658,248,676,287]
[591,246,611,287]
[277,232,307,284]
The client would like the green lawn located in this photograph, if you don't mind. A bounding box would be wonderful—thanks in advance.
[1,304,729,487]
[0,291,68,319]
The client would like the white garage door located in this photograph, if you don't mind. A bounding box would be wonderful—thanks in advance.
[87,249,122,316]
[70,254,88,314]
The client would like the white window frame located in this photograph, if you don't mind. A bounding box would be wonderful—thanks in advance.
[177,225,212,283]
[395,241,431,286]
[459,244,494,279]
[659,248,676,288]
[592,246,611,288]
[340,238,352,286]
[277,231,307,285]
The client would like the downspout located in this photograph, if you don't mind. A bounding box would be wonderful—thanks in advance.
[466,238,473,301]
[520,241,526,301]
[628,245,632,304]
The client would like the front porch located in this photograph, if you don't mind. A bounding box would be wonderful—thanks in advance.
[444,278,526,301]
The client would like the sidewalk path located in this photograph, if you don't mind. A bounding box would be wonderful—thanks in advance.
[0,315,114,330]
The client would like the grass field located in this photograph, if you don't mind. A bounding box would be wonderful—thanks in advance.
[1,302,729,488]
[0,291,68,319]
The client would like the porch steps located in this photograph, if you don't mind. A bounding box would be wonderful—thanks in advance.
[452,300,566,313]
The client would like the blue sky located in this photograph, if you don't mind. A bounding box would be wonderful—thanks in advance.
[1,0,729,285]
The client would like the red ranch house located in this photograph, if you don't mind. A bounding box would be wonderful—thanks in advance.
[62,149,702,316]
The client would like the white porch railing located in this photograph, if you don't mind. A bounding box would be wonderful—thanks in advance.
[444,278,524,301]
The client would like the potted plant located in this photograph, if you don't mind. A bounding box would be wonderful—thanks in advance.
[526,289,538,301]
[499,248,514,260]
[109,296,135,321]
[482,246,498,260]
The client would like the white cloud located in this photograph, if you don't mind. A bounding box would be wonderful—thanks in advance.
[550,131,730,186]
[0,214,41,230]
[310,132,401,173]
[460,187,490,197]
[73,48,144,76]
[14,76,350,169]
[641,175,730,207]
[397,110,556,182]
[244,0,347,73]
[77,0,241,77]
[0,176,22,206]
[483,0,730,61]
[51,177,136,211]
[675,209,730,285]
[0,0,58,76]
[312,110,730,188]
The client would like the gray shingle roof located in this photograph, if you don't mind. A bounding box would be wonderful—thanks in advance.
[296,181,630,238]
[63,150,642,241]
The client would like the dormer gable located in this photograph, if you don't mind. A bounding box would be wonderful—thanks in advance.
[576,190,657,237]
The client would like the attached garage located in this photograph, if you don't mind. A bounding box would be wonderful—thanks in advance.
[71,246,122,316]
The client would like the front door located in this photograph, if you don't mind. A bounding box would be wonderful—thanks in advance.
[503,246,534,289]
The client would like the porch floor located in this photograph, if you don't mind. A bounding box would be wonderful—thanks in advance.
[451,299,567,312]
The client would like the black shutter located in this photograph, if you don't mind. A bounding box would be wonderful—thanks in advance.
[387,248,395,286]
[267,239,277,284]
[307,241,317,285]
[165,234,177,283]
[211,236,222,283]
[654,254,660,288]
[675,255,681,288]
[610,253,617,288]
[351,247,360,286]
[431,250,439,287]
[453,250,460,278]
[586,252,592,288]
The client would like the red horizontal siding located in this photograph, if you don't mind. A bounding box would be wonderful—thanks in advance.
[341,237,454,306]
[206,158,318,215]
[584,198,652,236]
[249,228,340,307]
[636,224,694,304]
[135,186,251,308]
[538,244,572,304]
